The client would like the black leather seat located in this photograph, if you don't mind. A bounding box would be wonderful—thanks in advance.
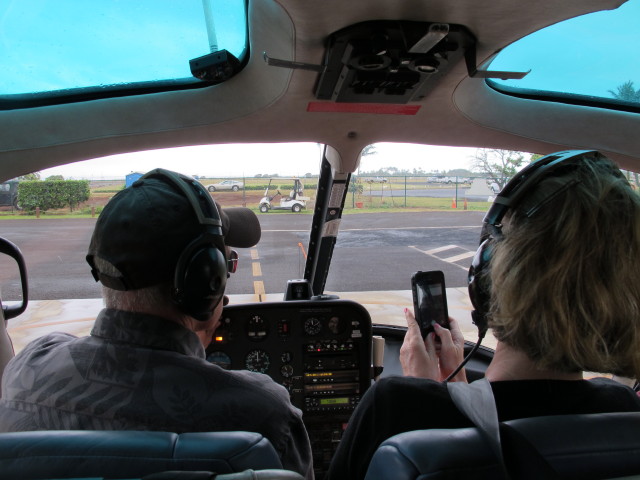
[364,412,640,480]
[0,430,301,480]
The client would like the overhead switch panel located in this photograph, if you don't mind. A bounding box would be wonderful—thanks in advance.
[315,21,474,104]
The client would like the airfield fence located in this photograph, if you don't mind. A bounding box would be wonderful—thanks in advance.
[344,175,499,211]
[87,175,499,211]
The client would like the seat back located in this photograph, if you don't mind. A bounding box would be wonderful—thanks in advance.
[364,412,640,480]
[0,430,285,480]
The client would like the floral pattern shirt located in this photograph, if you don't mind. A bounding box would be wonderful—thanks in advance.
[0,308,313,479]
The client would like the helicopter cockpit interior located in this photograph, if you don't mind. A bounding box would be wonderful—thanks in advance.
[1,0,640,479]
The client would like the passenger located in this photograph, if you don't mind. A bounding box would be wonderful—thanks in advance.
[327,152,640,480]
[0,169,313,479]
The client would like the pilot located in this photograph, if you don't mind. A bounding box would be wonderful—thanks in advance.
[327,151,640,480]
[0,169,313,479]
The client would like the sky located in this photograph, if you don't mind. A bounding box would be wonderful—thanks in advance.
[39,143,482,180]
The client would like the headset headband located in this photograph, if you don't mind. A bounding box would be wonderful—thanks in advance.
[140,168,224,236]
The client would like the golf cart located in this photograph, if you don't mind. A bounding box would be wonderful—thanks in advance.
[258,178,308,213]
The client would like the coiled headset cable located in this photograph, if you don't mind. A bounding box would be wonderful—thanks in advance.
[445,318,488,382]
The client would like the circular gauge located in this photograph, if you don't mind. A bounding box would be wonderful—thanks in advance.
[245,349,271,373]
[246,315,269,340]
[207,351,232,369]
[304,317,322,336]
[327,316,346,335]
[280,364,294,378]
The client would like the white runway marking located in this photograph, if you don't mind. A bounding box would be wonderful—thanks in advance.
[409,245,474,270]
[424,244,457,254]
[443,251,476,262]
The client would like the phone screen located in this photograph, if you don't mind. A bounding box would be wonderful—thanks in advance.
[412,271,449,338]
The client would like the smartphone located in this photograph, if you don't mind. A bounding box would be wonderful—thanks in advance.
[411,270,450,339]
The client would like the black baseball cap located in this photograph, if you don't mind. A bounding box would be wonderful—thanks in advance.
[86,170,261,291]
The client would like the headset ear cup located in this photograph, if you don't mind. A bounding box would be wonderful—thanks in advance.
[468,238,493,335]
[174,245,227,321]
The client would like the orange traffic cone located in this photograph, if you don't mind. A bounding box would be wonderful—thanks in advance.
[451,198,457,209]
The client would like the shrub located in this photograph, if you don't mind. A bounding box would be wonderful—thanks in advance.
[18,180,90,212]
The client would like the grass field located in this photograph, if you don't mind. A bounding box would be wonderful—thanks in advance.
[0,179,492,218]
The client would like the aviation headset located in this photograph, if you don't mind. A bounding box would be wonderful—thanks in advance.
[140,168,228,321]
[467,149,612,336]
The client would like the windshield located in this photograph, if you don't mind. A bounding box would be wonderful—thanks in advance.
[4,144,640,352]
[488,0,640,109]
[0,144,518,351]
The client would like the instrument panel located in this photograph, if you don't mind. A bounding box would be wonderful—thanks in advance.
[206,299,373,478]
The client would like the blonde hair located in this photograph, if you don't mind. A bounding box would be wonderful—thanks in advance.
[489,155,640,378]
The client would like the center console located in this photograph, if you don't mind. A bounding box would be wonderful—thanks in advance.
[206,299,373,478]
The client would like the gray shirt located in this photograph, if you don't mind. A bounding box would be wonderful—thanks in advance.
[0,308,313,479]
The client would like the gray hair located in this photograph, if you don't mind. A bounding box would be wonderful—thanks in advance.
[94,257,191,323]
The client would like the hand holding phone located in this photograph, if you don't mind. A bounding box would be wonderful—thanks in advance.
[411,270,450,339]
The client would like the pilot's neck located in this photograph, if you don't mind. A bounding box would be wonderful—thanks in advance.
[484,341,583,382]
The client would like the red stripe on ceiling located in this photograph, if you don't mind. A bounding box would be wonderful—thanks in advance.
[307,102,421,115]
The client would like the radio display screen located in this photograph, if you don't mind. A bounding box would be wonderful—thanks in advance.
[319,397,349,405]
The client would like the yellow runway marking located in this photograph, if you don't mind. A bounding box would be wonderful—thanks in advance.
[252,249,264,301]
[254,280,265,302]
[252,262,262,277]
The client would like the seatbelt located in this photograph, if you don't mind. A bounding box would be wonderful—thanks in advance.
[447,378,510,479]
[447,378,560,480]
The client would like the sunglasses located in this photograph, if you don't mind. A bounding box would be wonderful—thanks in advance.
[227,249,238,274]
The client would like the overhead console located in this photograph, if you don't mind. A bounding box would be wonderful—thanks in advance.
[314,20,475,104]
[264,20,529,104]
[206,299,373,478]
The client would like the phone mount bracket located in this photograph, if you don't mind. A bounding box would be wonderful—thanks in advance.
[263,52,325,73]
[464,44,530,80]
